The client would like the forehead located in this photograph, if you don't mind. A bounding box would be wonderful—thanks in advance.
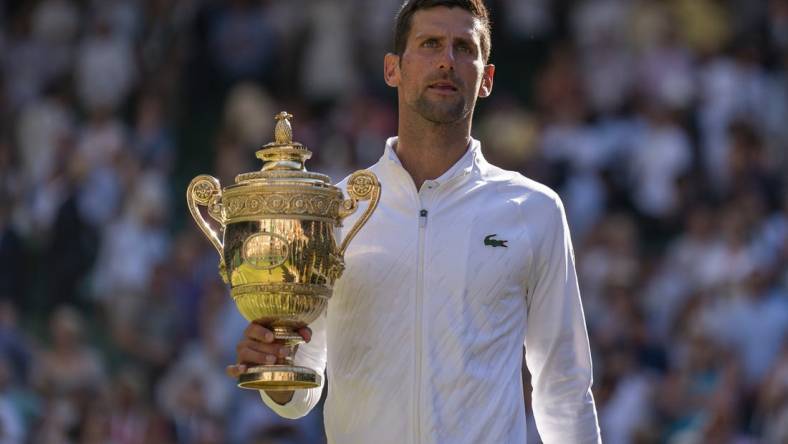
[408,6,482,44]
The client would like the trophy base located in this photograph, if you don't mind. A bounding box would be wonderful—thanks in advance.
[238,365,321,391]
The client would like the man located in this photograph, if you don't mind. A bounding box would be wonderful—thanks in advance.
[227,1,601,442]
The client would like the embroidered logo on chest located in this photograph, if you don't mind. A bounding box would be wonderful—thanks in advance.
[483,234,508,248]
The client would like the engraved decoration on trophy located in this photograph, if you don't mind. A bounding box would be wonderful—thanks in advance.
[187,111,381,391]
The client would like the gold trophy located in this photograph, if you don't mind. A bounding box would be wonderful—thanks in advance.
[187,111,380,391]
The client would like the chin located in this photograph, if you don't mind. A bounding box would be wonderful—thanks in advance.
[414,100,468,124]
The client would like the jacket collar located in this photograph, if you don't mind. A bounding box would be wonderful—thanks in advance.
[380,136,484,186]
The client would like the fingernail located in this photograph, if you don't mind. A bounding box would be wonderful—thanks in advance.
[266,355,277,364]
[265,332,274,342]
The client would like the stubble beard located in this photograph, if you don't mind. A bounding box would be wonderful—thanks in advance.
[410,72,476,124]
[412,92,470,124]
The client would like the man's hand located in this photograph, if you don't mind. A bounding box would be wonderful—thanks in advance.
[226,322,312,405]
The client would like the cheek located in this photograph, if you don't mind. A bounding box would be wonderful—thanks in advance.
[401,57,426,80]
[400,64,425,93]
[463,71,483,93]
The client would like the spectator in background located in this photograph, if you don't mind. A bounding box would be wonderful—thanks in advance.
[0,357,25,444]
[299,0,360,101]
[133,93,175,172]
[32,306,106,442]
[627,102,692,222]
[0,301,32,388]
[0,201,25,310]
[75,16,136,113]
[756,343,788,443]
[207,0,279,84]
[34,306,106,398]
[15,81,74,191]
[90,169,170,310]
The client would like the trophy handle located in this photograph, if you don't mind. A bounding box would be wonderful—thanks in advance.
[187,175,226,258]
[338,170,381,256]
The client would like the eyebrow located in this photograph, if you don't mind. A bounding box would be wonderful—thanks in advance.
[414,33,478,48]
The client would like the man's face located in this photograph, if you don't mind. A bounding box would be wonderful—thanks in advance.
[385,7,494,124]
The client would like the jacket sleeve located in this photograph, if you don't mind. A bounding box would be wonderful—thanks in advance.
[259,310,327,419]
[524,195,601,443]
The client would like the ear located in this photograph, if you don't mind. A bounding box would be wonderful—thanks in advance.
[384,53,401,88]
[478,64,495,98]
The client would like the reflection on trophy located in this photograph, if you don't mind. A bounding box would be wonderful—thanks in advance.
[187,111,380,391]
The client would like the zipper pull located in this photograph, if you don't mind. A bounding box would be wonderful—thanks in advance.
[419,209,428,227]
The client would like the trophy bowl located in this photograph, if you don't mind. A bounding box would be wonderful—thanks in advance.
[187,112,380,391]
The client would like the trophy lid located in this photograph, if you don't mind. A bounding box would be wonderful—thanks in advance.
[233,111,332,185]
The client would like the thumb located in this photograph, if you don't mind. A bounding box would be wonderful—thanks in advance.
[225,364,247,378]
[298,327,312,343]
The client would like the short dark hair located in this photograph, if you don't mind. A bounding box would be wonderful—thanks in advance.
[393,0,491,63]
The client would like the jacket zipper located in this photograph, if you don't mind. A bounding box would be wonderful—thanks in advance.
[415,207,428,444]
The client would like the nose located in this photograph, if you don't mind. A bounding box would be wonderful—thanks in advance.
[437,46,455,71]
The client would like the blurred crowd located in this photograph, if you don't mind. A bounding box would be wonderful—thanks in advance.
[0,0,786,443]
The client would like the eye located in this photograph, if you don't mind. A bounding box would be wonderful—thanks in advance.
[422,39,439,48]
[456,42,474,55]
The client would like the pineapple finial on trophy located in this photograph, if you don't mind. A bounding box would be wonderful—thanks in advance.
[253,111,311,173]
[274,111,294,144]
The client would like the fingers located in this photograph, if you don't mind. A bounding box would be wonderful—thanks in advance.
[228,323,313,380]
[236,338,290,365]
[244,322,275,343]
[237,346,277,366]
[244,322,312,343]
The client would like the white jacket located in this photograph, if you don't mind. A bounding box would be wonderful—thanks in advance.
[262,137,601,444]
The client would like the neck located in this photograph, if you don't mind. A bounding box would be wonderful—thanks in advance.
[395,115,472,190]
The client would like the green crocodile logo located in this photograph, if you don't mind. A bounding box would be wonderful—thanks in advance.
[484,234,508,248]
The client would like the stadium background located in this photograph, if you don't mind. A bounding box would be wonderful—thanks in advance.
[0,0,786,443]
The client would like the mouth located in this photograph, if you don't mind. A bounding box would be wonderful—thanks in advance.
[427,81,458,92]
